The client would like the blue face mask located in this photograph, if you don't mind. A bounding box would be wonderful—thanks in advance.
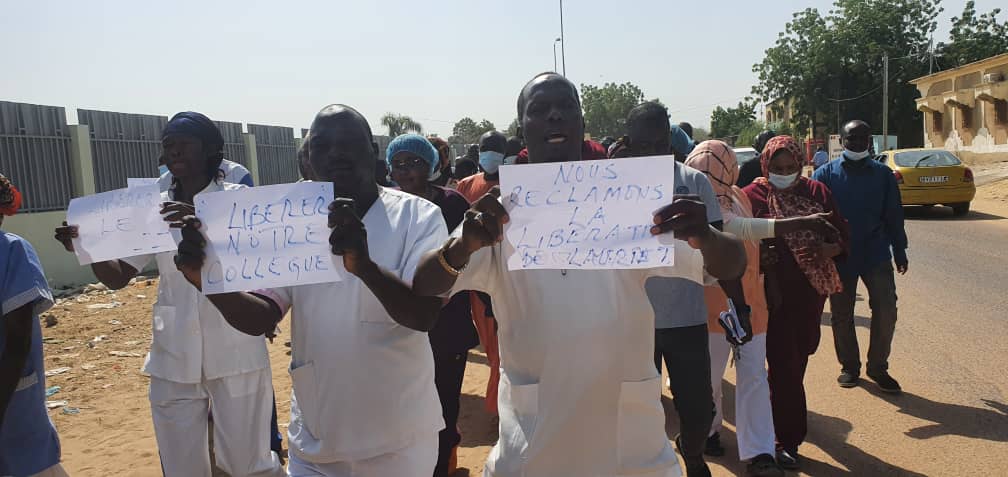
[158,164,169,176]
[479,151,505,174]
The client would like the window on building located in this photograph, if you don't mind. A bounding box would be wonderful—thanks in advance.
[932,111,943,133]
[996,100,1008,125]
[960,107,972,129]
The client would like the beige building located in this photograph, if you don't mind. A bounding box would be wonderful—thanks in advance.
[911,53,1008,164]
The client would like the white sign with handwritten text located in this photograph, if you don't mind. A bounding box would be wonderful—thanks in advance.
[66,185,176,265]
[498,156,677,270]
[196,182,341,295]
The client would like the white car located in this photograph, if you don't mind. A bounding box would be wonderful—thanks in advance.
[733,147,759,167]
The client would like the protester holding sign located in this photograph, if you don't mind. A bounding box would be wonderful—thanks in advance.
[387,133,479,477]
[54,112,284,477]
[412,73,746,477]
[171,105,448,477]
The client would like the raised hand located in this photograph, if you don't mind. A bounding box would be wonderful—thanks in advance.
[458,186,510,254]
[54,221,78,252]
[173,216,206,289]
[650,194,714,249]
[328,198,370,276]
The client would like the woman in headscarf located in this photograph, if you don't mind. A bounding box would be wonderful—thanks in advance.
[688,141,844,476]
[386,134,480,477]
[0,174,70,477]
[427,136,453,188]
[54,112,284,477]
[742,136,848,470]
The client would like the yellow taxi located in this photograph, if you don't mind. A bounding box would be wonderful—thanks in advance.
[877,148,976,216]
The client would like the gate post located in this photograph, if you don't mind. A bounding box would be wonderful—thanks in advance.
[243,132,260,185]
[68,124,96,198]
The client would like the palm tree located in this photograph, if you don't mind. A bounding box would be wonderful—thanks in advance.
[381,113,423,137]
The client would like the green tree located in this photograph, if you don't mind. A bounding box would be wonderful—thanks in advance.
[692,127,711,142]
[752,0,942,146]
[580,82,646,138]
[450,117,497,144]
[477,119,497,135]
[710,100,757,140]
[937,1,1008,68]
[380,113,423,137]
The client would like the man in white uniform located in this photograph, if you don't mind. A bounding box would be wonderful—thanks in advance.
[171,105,447,477]
[55,112,283,477]
[413,73,747,477]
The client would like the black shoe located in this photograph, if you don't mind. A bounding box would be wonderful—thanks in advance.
[704,432,726,457]
[775,446,800,470]
[747,453,784,477]
[676,435,712,477]
[867,371,902,394]
[837,370,860,388]
[682,456,713,477]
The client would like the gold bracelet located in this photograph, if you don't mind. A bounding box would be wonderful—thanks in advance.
[438,237,466,276]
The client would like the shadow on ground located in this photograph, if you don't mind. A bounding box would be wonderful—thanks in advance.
[904,205,1005,221]
[862,386,1008,442]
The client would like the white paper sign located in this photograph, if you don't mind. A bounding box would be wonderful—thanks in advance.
[499,156,677,270]
[127,178,158,188]
[196,182,341,295]
[66,185,175,265]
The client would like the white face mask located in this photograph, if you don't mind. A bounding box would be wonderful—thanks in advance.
[158,164,169,176]
[843,148,871,161]
[768,172,799,189]
[479,151,505,174]
[503,155,518,165]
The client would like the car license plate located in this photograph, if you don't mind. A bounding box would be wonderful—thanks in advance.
[920,176,949,184]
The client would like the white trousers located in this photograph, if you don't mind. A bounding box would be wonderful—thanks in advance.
[708,333,777,461]
[287,433,438,477]
[149,369,284,477]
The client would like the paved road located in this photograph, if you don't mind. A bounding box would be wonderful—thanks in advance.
[699,194,1008,476]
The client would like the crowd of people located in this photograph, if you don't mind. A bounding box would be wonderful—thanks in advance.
[0,72,910,477]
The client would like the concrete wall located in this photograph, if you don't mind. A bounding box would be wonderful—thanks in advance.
[4,210,96,288]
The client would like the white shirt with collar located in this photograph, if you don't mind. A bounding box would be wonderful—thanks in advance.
[450,233,706,477]
[256,187,448,464]
[121,180,271,384]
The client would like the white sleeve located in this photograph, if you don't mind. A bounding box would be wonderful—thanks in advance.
[645,241,707,286]
[403,202,450,287]
[723,217,776,241]
[120,253,154,274]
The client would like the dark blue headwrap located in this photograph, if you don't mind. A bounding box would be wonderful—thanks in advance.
[162,111,224,153]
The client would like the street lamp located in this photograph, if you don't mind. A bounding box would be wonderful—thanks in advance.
[553,38,562,72]
[559,0,566,76]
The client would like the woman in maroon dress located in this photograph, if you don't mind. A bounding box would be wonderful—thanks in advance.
[743,136,849,470]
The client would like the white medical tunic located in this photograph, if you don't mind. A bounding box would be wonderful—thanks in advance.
[121,181,271,384]
[258,188,448,464]
[451,236,706,477]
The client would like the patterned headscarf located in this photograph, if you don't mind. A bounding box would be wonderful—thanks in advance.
[0,174,22,216]
[685,140,749,222]
[754,135,841,295]
[759,135,804,180]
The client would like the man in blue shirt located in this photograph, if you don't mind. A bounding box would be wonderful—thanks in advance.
[812,120,908,395]
[812,146,830,170]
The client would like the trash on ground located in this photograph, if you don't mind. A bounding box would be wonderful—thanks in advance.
[108,319,121,325]
[109,351,143,358]
[45,386,61,397]
[45,367,71,377]
[86,302,122,310]
[46,400,68,409]
[61,407,80,415]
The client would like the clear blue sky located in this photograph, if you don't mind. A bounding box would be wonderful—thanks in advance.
[2,0,1002,138]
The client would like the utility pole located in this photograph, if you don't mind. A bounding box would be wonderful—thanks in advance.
[559,0,566,76]
[883,53,889,151]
